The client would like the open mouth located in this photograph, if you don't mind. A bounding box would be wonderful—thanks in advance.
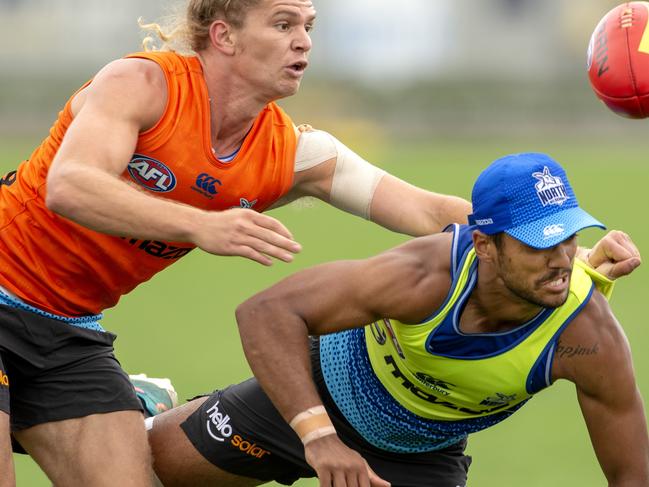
[542,273,569,292]
[287,61,308,75]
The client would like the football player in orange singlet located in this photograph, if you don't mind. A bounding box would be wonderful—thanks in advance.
[0,1,640,485]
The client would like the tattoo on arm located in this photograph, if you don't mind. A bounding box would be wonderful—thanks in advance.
[555,340,600,359]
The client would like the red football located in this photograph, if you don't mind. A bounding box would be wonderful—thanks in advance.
[587,2,649,118]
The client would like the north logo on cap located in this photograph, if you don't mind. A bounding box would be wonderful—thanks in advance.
[533,166,569,207]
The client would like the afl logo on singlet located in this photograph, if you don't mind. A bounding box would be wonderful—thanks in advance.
[127,154,177,193]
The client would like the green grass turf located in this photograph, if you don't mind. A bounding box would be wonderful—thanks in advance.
[2,135,647,486]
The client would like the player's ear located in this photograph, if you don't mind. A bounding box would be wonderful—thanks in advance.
[473,230,497,263]
[208,20,236,55]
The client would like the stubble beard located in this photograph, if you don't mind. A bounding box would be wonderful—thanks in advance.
[500,270,570,309]
[495,243,571,310]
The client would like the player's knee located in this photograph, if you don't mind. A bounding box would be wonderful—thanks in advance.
[147,399,212,486]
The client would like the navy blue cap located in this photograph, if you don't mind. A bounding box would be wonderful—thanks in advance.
[467,153,605,249]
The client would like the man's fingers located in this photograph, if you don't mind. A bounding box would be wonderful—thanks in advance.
[236,246,274,266]
[587,230,642,279]
[297,123,314,132]
[614,230,640,254]
[589,240,628,268]
[195,209,301,264]
[590,231,640,268]
[604,237,637,260]
[332,470,347,487]
[244,237,296,263]
[303,429,383,487]
[607,257,642,279]
[345,472,360,487]
[318,470,332,487]
[247,225,302,255]
[367,464,391,487]
[251,212,297,241]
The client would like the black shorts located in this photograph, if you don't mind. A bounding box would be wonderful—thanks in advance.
[0,304,142,437]
[181,343,472,487]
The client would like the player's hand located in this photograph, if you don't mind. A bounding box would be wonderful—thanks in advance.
[580,230,641,279]
[193,208,302,266]
[297,123,314,133]
[304,434,391,487]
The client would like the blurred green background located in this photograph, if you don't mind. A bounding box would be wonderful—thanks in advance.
[2,0,649,485]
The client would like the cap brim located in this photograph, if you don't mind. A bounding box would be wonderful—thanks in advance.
[505,207,605,249]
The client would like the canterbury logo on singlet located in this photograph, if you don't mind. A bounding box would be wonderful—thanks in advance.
[191,172,222,199]
[0,371,8,387]
[0,170,16,188]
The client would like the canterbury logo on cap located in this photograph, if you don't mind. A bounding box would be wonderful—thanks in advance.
[543,224,566,238]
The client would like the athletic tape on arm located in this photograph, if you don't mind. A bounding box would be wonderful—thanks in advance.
[289,405,337,446]
[295,130,386,219]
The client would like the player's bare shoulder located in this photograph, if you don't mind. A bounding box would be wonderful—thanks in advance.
[371,231,454,324]
[552,290,632,389]
[70,57,167,131]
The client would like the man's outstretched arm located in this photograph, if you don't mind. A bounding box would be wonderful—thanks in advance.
[283,129,641,277]
[46,59,301,267]
[236,234,450,487]
[277,128,471,235]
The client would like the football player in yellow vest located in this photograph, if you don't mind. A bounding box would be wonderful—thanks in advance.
[146,153,647,487]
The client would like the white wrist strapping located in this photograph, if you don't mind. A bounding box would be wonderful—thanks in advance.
[288,405,327,428]
[301,426,337,446]
[294,129,386,219]
[289,405,336,446]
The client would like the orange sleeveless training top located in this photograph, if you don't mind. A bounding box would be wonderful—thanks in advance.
[0,51,296,316]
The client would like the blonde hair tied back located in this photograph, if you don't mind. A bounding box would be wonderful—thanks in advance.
[138,0,263,53]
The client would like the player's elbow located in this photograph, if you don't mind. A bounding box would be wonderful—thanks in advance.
[235,296,281,364]
[45,167,77,216]
[236,296,271,338]
[46,160,98,219]
[236,295,303,345]
[391,191,471,236]
[432,194,471,230]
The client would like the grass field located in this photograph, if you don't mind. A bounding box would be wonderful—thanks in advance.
[2,135,648,486]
